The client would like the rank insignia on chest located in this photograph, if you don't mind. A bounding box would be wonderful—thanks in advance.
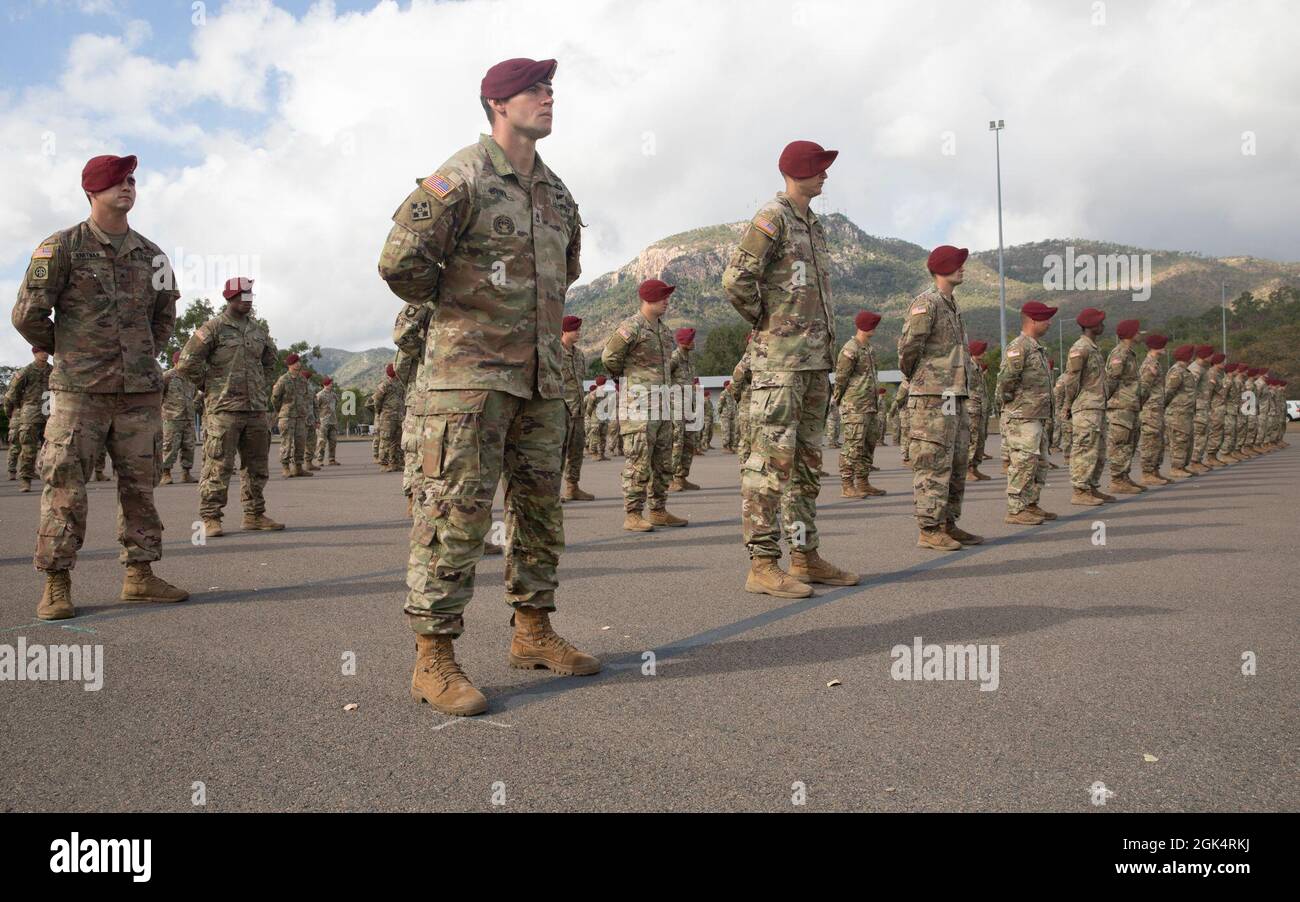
[494,214,515,235]
[410,200,432,221]
[422,174,454,199]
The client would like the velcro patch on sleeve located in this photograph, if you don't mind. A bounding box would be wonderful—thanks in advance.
[1006,349,1021,357]
[1069,350,1083,357]
[32,245,55,259]
[617,325,633,342]
[752,216,778,238]
[910,303,929,316]
[421,173,456,199]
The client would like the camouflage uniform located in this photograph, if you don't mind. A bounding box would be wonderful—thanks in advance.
[731,350,754,465]
[3,359,51,481]
[177,309,277,521]
[603,313,674,514]
[718,389,737,451]
[11,218,179,571]
[825,403,841,448]
[832,335,877,486]
[888,380,910,457]
[271,371,310,471]
[1104,341,1141,480]
[379,133,581,636]
[701,394,715,450]
[1061,334,1108,492]
[1053,373,1072,456]
[606,397,623,456]
[303,375,319,467]
[1206,362,1227,460]
[1137,349,1166,475]
[669,345,697,479]
[897,287,973,529]
[722,193,834,558]
[372,376,406,469]
[1190,358,1215,464]
[1221,369,1244,456]
[160,367,198,475]
[560,341,586,485]
[315,385,339,463]
[965,362,987,467]
[998,333,1052,513]
[1163,359,1196,468]
[582,388,604,456]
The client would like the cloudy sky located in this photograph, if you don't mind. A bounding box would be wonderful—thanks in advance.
[2,0,1297,365]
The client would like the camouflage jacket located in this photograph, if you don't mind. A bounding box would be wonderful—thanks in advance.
[161,368,198,421]
[721,193,834,373]
[888,379,910,417]
[1186,361,1209,418]
[303,377,319,427]
[669,346,696,420]
[1228,373,1246,418]
[717,391,736,419]
[1208,365,1228,418]
[602,312,673,387]
[373,377,406,419]
[177,311,277,413]
[1105,341,1141,416]
[1061,334,1107,412]
[729,349,754,414]
[4,360,51,425]
[898,287,972,398]
[582,389,599,419]
[832,336,878,420]
[271,372,311,420]
[1163,361,1196,417]
[560,341,586,415]
[966,362,987,413]
[316,387,339,427]
[998,333,1053,420]
[1138,351,1165,424]
[1192,361,1217,418]
[377,134,582,409]
[12,219,179,394]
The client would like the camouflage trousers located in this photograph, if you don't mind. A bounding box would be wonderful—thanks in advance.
[736,410,752,465]
[200,411,271,521]
[1138,414,1165,472]
[967,402,987,463]
[907,395,970,528]
[622,419,673,513]
[14,417,47,481]
[1058,416,1073,456]
[721,413,737,450]
[1106,410,1140,477]
[378,413,404,468]
[7,421,19,474]
[406,389,566,637]
[585,418,604,454]
[703,415,714,449]
[562,412,584,484]
[35,390,163,572]
[372,432,380,460]
[671,420,696,478]
[1191,409,1210,461]
[1207,405,1226,456]
[316,424,338,462]
[278,416,306,468]
[606,423,623,456]
[1165,411,1194,468]
[825,411,841,447]
[899,406,913,461]
[1069,409,1107,490]
[838,414,877,482]
[742,370,829,558]
[890,413,901,447]
[161,417,195,473]
[305,424,318,464]
[1004,418,1048,513]
[1219,414,1237,454]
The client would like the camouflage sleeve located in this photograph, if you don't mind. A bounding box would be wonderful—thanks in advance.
[392,302,434,357]
[377,179,469,307]
[261,341,278,390]
[149,250,181,351]
[565,202,582,289]
[998,342,1026,403]
[394,349,419,387]
[271,375,286,412]
[11,235,68,353]
[721,216,782,326]
[602,320,637,376]
[3,369,27,408]
[176,322,216,385]
[1163,367,1183,409]
[1060,347,1084,410]
[831,344,856,406]
[897,299,934,379]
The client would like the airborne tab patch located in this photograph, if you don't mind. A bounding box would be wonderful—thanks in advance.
[422,173,455,199]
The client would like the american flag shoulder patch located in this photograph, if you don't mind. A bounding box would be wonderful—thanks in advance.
[32,245,54,259]
[1007,349,1021,357]
[617,325,633,342]
[421,173,456,199]
[752,216,778,238]
[909,303,929,316]
[1069,350,1083,357]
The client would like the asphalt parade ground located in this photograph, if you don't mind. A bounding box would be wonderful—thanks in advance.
[1,434,1296,813]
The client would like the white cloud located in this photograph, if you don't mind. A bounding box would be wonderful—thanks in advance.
[2,0,1298,365]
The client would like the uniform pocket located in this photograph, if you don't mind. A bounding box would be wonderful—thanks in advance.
[419,390,488,490]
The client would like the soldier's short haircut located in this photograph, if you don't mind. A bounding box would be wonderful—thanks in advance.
[481,97,497,125]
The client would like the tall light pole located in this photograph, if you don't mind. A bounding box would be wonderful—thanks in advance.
[1221,281,1228,355]
[990,119,1007,356]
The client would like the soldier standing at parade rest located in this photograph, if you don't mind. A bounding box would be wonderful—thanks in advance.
[3,347,51,492]
[370,363,406,472]
[722,140,858,596]
[1162,344,1198,478]
[559,315,594,502]
[302,368,320,471]
[1203,352,1229,468]
[833,309,885,499]
[1187,344,1215,473]
[897,245,983,552]
[1060,307,1115,506]
[583,379,604,458]
[668,327,701,491]
[603,279,689,532]
[11,154,189,620]
[316,377,340,465]
[1136,334,1171,485]
[378,56,600,716]
[1104,319,1146,494]
[998,301,1059,526]
[158,351,198,485]
[965,340,991,481]
[272,354,313,478]
[718,380,737,451]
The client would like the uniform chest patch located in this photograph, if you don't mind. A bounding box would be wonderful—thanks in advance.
[493,214,515,235]
[410,200,432,221]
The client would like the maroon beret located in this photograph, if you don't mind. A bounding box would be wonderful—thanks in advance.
[481,57,557,99]
[878,387,887,395]
[32,347,43,355]
[675,327,696,345]
[223,277,253,300]
[1076,307,1105,329]
[1210,352,1226,365]
[1195,344,1213,359]
[854,310,881,332]
[1248,367,1262,376]
[82,154,137,193]
[968,339,988,357]
[285,353,300,366]
[385,363,396,378]
[1115,319,1142,340]
[562,315,582,332]
[927,245,968,276]
[1172,344,1195,362]
[1021,300,1058,322]
[638,279,675,303]
[323,377,332,386]
[588,384,596,392]
[693,377,700,385]
[595,375,607,386]
[778,140,838,179]
[1144,334,1168,350]
[724,380,731,387]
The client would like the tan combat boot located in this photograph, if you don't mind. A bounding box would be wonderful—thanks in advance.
[1091,487,1117,503]
[967,464,991,481]
[121,563,189,603]
[623,512,654,532]
[561,481,595,502]
[411,635,487,716]
[509,607,602,676]
[745,557,814,598]
[242,513,285,531]
[788,549,860,586]
[329,459,341,466]
[841,477,867,499]
[37,570,75,621]
[680,478,701,491]
[297,463,315,477]
[1139,471,1166,487]
[667,477,687,492]
[282,464,293,478]
[20,478,32,493]
[202,518,223,538]
[94,470,107,481]
[1072,488,1103,505]
[1025,503,1058,520]
[182,469,196,483]
[647,509,688,527]
[917,526,962,551]
[1187,461,1210,475]
[1005,508,1045,526]
[159,470,173,485]
[945,521,984,545]
[1108,475,1142,495]
[1167,466,1193,478]
[854,476,886,497]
